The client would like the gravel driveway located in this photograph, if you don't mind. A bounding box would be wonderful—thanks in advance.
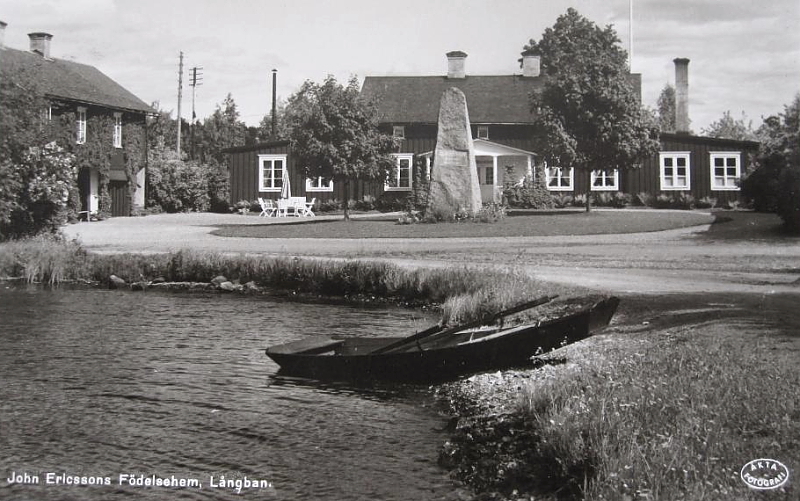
[62,212,800,295]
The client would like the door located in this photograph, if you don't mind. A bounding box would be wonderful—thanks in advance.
[108,181,130,217]
[477,158,495,203]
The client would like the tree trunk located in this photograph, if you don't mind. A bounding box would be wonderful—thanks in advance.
[586,170,592,214]
[343,178,351,221]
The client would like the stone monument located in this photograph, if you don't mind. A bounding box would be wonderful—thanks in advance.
[426,87,482,218]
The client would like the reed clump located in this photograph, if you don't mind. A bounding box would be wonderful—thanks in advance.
[511,324,799,500]
[0,240,581,313]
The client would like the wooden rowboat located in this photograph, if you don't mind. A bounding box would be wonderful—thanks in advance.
[265,296,620,383]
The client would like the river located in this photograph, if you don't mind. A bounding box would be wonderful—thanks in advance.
[0,284,466,500]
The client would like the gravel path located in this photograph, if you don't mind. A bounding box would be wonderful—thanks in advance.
[62,212,800,295]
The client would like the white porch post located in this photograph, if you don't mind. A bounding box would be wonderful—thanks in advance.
[492,155,499,202]
[527,155,533,179]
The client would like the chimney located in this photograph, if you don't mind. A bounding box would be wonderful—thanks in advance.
[0,21,7,49]
[674,58,690,134]
[28,32,53,59]
[446,51,467,79]
[521,50,540,77]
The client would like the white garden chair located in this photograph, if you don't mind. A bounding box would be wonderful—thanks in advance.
[258,197,276,217]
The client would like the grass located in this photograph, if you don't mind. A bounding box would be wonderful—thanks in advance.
[0,236,586,323]
[212,210,715,239]
[441,294,800,500]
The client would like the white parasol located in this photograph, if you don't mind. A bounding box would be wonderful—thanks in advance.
[280,165,291,199]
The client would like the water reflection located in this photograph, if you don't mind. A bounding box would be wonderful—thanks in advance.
[0,285,463,501]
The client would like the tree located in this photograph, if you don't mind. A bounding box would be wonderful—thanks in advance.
[256,98,290,142]
[701,110,757,141]
[286,76,398,220]
[0,59,76,239]
[656,84,676,133]
[525,8,660,212]
[200,93,247,165]
[742,94,800,232]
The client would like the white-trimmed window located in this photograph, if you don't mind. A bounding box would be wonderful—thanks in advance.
[113,112,122,148]
[76,107,87,144]
[545,166,574,191]
[386,153,413,191]
[392,125,405,139]
[660,152,691,190]
[305,176,333,192]
[258,154,287,192]
[477,125,489,139]
[590,169,619,191]
[710,152,741,191]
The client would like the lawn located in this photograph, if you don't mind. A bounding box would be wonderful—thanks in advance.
[212,209,715,239]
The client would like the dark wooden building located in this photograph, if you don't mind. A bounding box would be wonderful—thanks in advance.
[227,51,758,208]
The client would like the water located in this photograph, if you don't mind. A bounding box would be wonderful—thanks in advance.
[0,285,464,500]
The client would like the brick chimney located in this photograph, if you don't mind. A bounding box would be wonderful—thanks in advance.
[674,58,690,134]
[521,49,540,77]
[28,32,53,59]
[0,21,7,49]
[446,51,467,79]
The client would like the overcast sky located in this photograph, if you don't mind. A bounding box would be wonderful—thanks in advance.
[2,0,798,133]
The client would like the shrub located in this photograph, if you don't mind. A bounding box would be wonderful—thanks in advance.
[317,199,342,213]
[552,194,574,208]
[571,194,587,207]
[673,193,695,210]
[696,196,718,209]
[146,151,211,212]
[503,172,555,209]
[474,202,507,223]
[591,192,630,208]
[634,192,654,207]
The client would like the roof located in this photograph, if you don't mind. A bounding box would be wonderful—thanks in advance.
[660,132,760,150]
[0,46,153,114]
[361,75,544,124]
[361,73,642,125]
[418,138,537,158]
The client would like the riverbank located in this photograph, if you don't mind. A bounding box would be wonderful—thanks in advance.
[436,293,800,500]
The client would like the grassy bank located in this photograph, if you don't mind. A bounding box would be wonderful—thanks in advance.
[0,236,585,325]
[440,294,799,500]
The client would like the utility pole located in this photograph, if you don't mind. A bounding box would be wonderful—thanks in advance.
[176,51,183,155]
[189,66,203,160]
[271,69,277,139]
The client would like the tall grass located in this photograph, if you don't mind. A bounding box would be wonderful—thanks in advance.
[0,239,583,314]
[515,323,799,500]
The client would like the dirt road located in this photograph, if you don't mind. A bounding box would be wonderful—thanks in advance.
[62,212,800,295]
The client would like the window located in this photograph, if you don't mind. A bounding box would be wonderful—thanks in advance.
[710,153,741,191]
[258,155,287,192]
[113,112,122,148]
[305,176,333,192]
[477,125,489,139]
[392,125,405,139]
[386,154,413,191]
[545,166,574,191]
[76,107,87,144]
[590,169,619,191]
[660,152,691,190]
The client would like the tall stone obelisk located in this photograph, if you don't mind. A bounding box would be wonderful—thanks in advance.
[426,87,482,217]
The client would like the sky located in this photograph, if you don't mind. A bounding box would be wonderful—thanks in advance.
[1,0,798,133]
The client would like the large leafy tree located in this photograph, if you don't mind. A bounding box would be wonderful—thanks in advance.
[286,76,398,220]
[200,93,247,165]
[525,8,660,211]
[701,110,757,141]
[256,98,290,142]
[656,84,676,133]
[742,94,800,232]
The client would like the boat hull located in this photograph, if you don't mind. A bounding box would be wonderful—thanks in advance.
[266,297,619,383]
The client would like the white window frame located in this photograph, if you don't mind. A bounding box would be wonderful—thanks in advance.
[477,125,489,139]
[113,112,122,148]
[590,169,619,191]
[545,166,574,191]
[258,154,287,192]
[659,152,691,191]
[710,152,741,191]
[385,153,413,192]
[305,176,333,192]
[76,106,87,145]
[392,125,405,139]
